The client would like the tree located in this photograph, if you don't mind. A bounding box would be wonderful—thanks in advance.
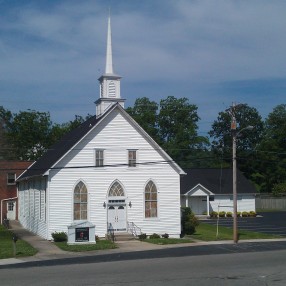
[209,104,264,184]
[158,96,208,167]
[256,104,286,192]
[126,97,160,143]
[4,110,53,160]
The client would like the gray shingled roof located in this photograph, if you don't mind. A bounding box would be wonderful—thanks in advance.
[17,115,100,180]
[181,168,257,195]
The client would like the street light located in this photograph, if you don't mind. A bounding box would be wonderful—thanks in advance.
[232,125,254,243]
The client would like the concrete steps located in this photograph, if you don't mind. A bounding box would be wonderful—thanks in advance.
[115,232,136,241]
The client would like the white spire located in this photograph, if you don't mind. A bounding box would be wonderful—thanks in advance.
[105,14,113,74]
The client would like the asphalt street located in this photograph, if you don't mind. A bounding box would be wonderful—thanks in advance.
[1,247,286,286]
[201,211,286,236]
[0,240,286,270]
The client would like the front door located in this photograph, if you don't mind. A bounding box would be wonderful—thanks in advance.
[108,205,126,231]
[7,201,16,220]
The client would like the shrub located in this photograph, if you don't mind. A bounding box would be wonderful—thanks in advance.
[210,211,218,218]
[51,231,67,242]
[161,233,169,239]
[184,221,196,235]
[237,212,241,217]
[95,235,100,241]
[219,211,226,218]
[249,211,257,217]
[149,233,160,239]
[242,211,249,217]
[226,212,232,217]
[138,233,147,240]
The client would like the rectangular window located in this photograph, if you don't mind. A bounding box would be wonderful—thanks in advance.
[7,173,16,185]
[128,150,137,167]
[95,149,104,167]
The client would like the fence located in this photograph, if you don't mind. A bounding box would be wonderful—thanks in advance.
[256,194,286,210]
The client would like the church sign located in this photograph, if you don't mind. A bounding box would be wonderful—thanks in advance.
[75,227,89,242]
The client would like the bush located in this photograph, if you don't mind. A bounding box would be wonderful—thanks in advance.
[226,212,232,217]
[210,211,218,218]
[184,221,196,235]
[219,211,226,218]
[237,212,241,217]
[242,211,249,217]
[161,233,169,239]
[149,233,160,239]
[138,233,147,240]
[249,211,257,217]
[51,231,67,242]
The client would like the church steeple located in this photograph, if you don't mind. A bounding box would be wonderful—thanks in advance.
[96,15,125,117]
[105,15,113,74]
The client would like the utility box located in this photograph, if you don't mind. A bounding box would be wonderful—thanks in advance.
[67,221,96,244]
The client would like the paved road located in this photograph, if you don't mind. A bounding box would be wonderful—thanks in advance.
[1,247,286,285]
[201,211,286,236]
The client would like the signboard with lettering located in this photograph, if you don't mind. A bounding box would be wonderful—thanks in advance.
[75,227,89,242]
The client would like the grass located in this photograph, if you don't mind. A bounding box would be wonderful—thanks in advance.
[190,223,283,241]
[144,238,194,245]
[0,225,37,259]
[55,239,117,252]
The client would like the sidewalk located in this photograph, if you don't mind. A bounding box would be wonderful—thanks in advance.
[1,220,286,266]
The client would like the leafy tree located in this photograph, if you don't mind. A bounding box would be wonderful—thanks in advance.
[158,96,209,167]
[4,110,53,160]
[126,97,160,143]
[256,104,286,192]
[209,104,264,178]
[272,182,286,197]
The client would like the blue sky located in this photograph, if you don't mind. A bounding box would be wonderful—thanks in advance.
[1,0,286,135]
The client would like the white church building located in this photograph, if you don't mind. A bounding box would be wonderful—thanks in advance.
[17,17,185,240]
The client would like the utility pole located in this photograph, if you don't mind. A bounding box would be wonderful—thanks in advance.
[228,103,254,244]
[230,103,238,243]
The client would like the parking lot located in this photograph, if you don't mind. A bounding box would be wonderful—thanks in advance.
[201,211,286,236]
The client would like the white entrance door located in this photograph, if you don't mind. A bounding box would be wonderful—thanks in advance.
[190,196,207,215]
[108,205,126,231]
[7,201,16,220]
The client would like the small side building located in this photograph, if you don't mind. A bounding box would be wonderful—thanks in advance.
[0,161,33,224]
[181,168,257,215]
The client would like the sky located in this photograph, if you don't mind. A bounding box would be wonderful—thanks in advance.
[0,0,286,136]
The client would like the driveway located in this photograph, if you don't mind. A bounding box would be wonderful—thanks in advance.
[201,211,286,236]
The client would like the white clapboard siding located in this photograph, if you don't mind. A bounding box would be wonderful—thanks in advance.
[19,108,182,239]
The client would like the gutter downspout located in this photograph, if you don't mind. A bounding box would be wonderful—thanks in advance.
[1,196,18,224]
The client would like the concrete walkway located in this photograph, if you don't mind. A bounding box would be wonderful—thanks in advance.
[1,220,286,266]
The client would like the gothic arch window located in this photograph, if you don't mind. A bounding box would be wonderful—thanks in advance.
[145,180,157,218]
[108,81,116,97]
[108,181,124,197]
[74,181,87,220]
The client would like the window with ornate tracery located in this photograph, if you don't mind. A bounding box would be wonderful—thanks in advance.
[145,180,157,218]
[109,182,124,197]
[74,181,87,220]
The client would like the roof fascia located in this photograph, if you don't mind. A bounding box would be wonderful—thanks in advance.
[45,104,118,175]
[116,105,186,175]
[184,183,214,196]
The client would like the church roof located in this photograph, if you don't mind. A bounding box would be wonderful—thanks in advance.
[181,168,257,195]
[18,104,185,181]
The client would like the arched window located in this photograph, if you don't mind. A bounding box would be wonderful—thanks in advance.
[109,181,124,197]
[145,180,157,218]
[74,181,87,220]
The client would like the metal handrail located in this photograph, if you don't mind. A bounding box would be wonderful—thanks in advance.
[107,223,115,242]
[127,221,142,238]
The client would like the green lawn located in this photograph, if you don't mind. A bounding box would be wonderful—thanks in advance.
[144,238,194,245]
[190,223,283,241]
[0,225,37,259]
[55,240,117,252]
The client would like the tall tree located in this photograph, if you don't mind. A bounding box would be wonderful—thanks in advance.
[158,96,208,167]
[126,97,160,143]
[209,104,264,183]
[4,110,53,160]
[256,104,286,192]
